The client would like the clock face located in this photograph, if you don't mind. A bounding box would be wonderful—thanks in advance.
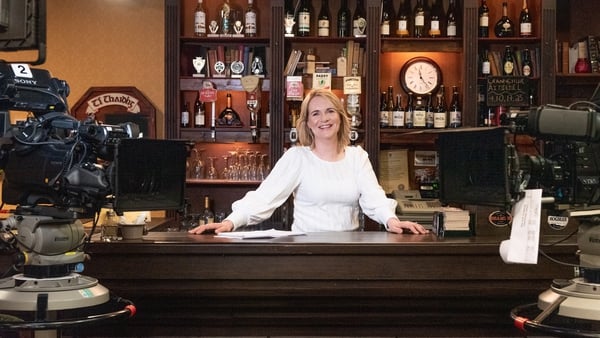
[400,57,442,95]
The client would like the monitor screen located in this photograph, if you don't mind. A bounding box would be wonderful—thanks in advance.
[112,138,187,213]
[438,128,513,207]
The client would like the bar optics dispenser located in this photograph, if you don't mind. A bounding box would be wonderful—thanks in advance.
[344,63,362,144]
[241,75,262,143]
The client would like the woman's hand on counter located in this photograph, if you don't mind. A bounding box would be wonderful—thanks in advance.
[188,220,234,234]
[386,218,429,235]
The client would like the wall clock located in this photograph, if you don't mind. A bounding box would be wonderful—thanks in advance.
[399,57,443,95]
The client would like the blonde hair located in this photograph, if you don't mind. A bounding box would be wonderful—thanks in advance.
[296,89,351,153]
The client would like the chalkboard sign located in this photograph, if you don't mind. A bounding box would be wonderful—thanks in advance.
[486,76,530,107]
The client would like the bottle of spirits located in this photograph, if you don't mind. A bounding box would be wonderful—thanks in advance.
[502,45,514,76]
[391,94,405,128]
[181,102,190,128]
[494,2,514,37]
[405,92,414,129]
[352,0,367,38]
[244,0,258,37]
[448,86,462,128]
[519,0,532,37]
[429,0,443,38]
[337,48,347,77]
[433,85,447,129]
[478,0,489,38]
[425,93,434,128]
[481,49,491,76]
[379,91,389,128]
[413,96,426,128]
[396,0,411,37]
[218,92,242,126]
[380,0,395,37]
[284,0,296,36]
[219,0,232,36]
[298,0,313,37]
[522,48,533,77]
[317,0,331,37]
[413,0,426,38]
[305,48,316,74]
[446,0,458,37]
[386,86,395,126]
[194,0,207,37]
[194,93,205,128]
[202,195,215,225]
[337,0,351,37]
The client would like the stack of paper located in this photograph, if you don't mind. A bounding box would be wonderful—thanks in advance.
[216,229,305,239]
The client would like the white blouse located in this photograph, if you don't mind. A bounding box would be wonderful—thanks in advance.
[225,146,398,232]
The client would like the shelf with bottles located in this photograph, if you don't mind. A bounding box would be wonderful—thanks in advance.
[477,0,540,40]
[181,0,269,39]
[179,88,269,142]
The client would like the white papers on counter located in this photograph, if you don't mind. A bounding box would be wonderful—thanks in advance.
[499,189,542,264]
[216,229,305,239]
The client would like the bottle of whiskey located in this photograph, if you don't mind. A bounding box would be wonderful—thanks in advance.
[481,49,491,76]
[522,48,533,76]
[391,94,405,128]
[337,48,347,77]
[379,91,389,128]
[298,0,313,37]
[446,0,458,37]
[194,0,207,37]
[405,92,414,129]
[380,0,395,37]
[317,0,331,37]
[218,93,242,126]
[244,0,258,37]
[478,0,489,37]
[425,93,434,129]
[396,0,411,37]
[448,86,462,128]
[386,86,395,126]
[194,93,205,128]
[429,0,443,38]
[502,45,515,76]
[337,0,351,37]
[352,0,367,38]
[284,0,296,36]
[413,96,426,128]
[413,0,426,38]
[433,85,447,129]
[519,0,532,37]
[494,2,514,37]
[202,195,215,225]
[181,102,190,128]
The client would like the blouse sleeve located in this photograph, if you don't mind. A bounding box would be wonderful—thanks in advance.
[354,147,398,227]
[225,147,303,230]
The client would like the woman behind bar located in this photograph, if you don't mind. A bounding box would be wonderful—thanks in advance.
[189,89,428,235]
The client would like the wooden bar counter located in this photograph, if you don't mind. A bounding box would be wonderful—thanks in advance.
[74,230,578,337]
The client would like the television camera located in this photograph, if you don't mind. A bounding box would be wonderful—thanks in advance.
[438,102,600,326]
[0,61,187,314]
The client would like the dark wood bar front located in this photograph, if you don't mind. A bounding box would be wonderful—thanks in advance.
[69,231,578,337]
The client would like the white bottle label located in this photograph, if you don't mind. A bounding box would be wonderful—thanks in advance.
[196,112,205,126]
[245,13,257,34]
[195,12,206,34]
[392,110,405,127]
[318,19,330,36]
[181,111,189,125]
[520,22,532,36]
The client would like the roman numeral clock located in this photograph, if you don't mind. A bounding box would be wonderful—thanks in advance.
[399,57,443,96]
